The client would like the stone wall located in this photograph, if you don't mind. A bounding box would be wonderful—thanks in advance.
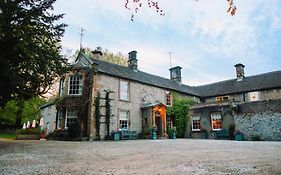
[234,100,281,141]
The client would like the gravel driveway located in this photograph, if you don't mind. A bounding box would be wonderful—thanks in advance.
[0,139,281,175]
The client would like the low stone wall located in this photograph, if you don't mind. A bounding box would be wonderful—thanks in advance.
[234,112,281,141]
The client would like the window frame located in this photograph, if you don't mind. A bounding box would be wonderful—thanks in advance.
[68,74,83,95]
[65,109,78,129]
[119,80,130,101]
[216,96,229,102]
[57,109,63,129]
[119,110,130,130]
[248,91,260,102]
[211,113,222,131]
[59,78,65,97]
[166,91,172,106]
[191,115,201,131]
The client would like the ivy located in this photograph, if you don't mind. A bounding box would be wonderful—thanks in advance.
[167,95,195,138]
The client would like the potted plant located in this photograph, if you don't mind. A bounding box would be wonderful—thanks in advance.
[234,129,244,141]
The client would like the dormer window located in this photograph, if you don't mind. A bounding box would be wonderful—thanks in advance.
[68,75,83,95]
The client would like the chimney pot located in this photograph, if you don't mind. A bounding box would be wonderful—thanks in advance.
[92,47,103,59]
[234,63,245,81]
[169,66,182,84]
[128,50,138,71]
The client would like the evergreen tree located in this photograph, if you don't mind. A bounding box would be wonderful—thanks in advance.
[0,0,67,107]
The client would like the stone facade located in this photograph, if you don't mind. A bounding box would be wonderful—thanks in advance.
[234,100,281,141]
[90,73,193,139]
[234,112,281,141]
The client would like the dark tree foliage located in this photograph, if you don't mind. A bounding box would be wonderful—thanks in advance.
[0,0,67,106]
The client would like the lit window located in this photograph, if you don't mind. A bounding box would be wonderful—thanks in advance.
[211,113,222,131]
[59,78,65,97]
[249,91,260,102]
[216,96,229,102]
[166,91,172,106]
[119,110,129,129]
[65,109,78,128]
[68,75,83,95]
[57,109,63,129]
[191,115,201,131]
[119,80,129,101]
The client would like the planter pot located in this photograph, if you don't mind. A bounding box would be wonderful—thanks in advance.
[16,134,40,140]
[235,133,244,141]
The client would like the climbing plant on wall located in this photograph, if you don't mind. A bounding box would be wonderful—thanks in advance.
[167,95,195,138]
[104,90,114,140]
[94,91,101,140]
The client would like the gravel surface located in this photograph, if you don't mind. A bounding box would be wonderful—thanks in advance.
[0,139,281,175]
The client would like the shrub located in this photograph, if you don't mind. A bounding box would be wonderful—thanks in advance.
[16,128,40,135]
[68,122,81,138]
[251,134,262,141]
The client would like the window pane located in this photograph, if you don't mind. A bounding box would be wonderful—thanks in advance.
[119,110,129,129]
[66,109,78,128]
[69,75,83,95]
[192,115,201,131]
[57,109,63,129]
[211,113,222,130]
[120,80,129,100]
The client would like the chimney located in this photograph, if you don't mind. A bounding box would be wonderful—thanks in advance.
[128,50,138,71]
[169,66,182,84]
[91,47,103,59]
[234,63,245,81]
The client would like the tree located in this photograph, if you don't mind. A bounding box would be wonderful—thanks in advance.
[0,0,68,107]
[125,0,237,21]
[0,97,45,127]
[72,47,128,66]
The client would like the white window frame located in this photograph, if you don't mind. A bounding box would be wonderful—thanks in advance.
[249,91,260,102]
[57,109,63,129]
[211,113,222,131]
[119,110,129,130]
[59,78,65,97]
[191,115,201,131]
[68,75,83,95]
[119,80,129,101]
[65,109,78,129]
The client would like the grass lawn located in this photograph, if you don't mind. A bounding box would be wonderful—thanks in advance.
[0,133,16,139]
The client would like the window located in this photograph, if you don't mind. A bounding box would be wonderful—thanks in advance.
[57,109,63,129]
[191,115,201,131]
[65,109,78,128]
[68,75,83,95]
[211,113,222,131]
[166,91,172,106]
[216,96,229,102]
[119,110,129,129]
[59,78,65,97]
[249,91,260,102]
[119,80,129,101]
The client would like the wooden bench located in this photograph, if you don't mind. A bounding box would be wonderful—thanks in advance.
[120,129,137,140]
[215,129,229,140]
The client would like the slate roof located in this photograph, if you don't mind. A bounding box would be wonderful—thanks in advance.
[195,70,281,97]
[74,51,281,98]
[92,58,200,96]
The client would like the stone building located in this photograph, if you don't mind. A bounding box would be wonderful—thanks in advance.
[54,48,281,141]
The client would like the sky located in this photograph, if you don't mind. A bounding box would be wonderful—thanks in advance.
[53,0,281,86]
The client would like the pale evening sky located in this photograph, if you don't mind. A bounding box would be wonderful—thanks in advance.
[54,0,281,86]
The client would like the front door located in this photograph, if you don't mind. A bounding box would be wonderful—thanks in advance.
[155,111,162,137]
